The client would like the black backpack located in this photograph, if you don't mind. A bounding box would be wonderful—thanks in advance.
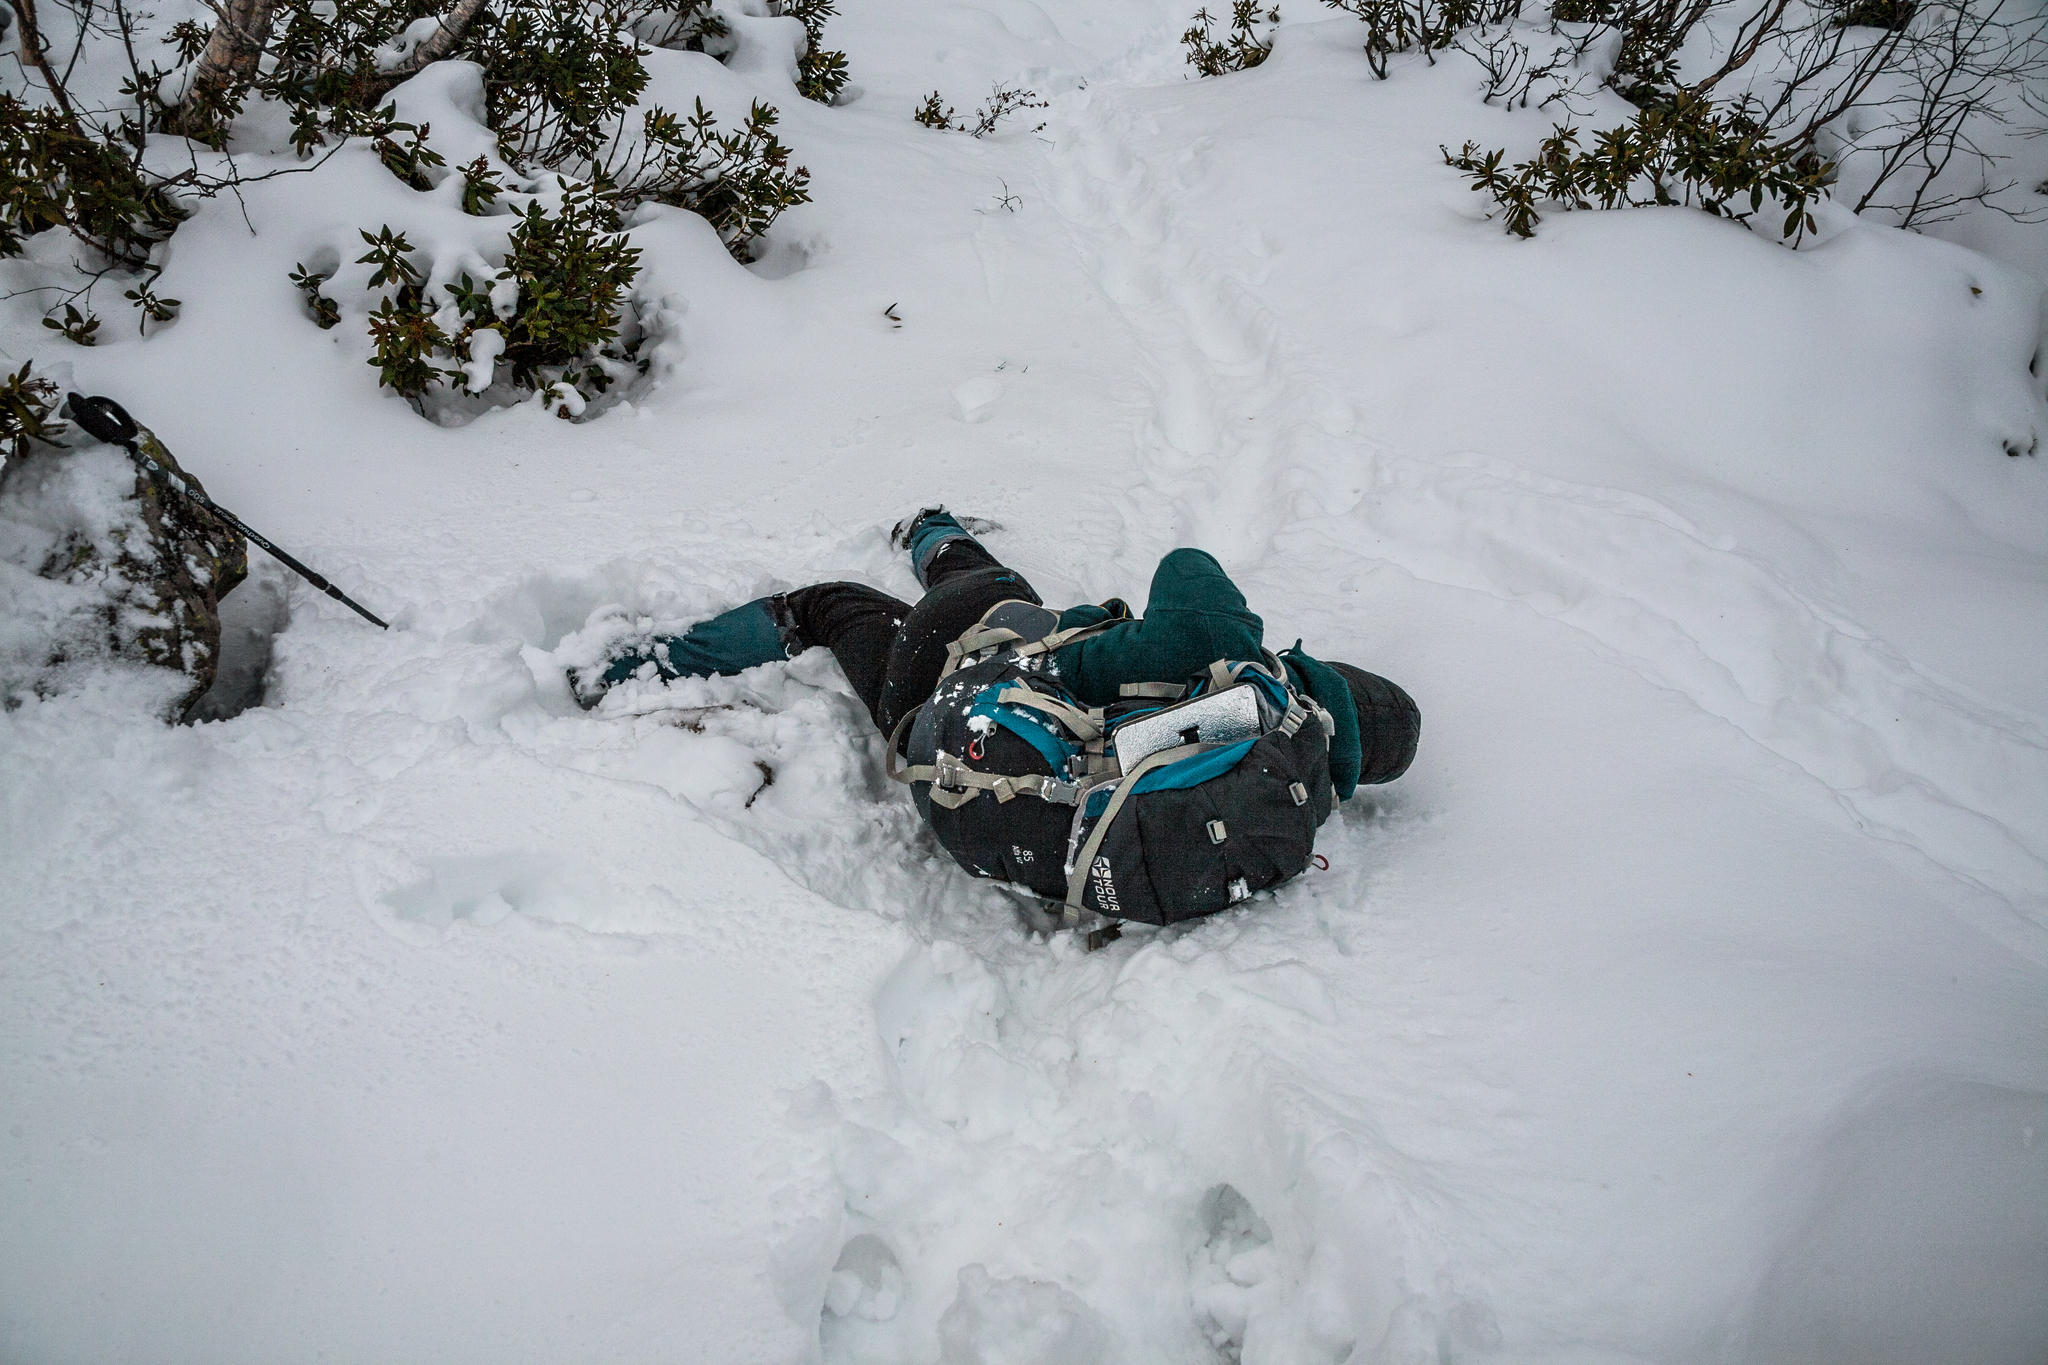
[887,601,1337,927]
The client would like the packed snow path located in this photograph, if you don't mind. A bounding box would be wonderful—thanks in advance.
[5,3,2048,1363]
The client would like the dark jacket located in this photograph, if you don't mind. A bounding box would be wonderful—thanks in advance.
[1048,549,1366,799]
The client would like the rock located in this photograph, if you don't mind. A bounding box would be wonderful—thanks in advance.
[0,428,246,720]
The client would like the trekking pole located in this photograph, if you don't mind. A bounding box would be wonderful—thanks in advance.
[64,393,389,630]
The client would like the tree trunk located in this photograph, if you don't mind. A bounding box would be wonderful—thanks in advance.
[168,0,284,142]
[365,0,491,101]
[5,0,80,120]
[167,0,489,140]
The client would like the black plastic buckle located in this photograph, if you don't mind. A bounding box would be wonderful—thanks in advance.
[1085,923,1122,952]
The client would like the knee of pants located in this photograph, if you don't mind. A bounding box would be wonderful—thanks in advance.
[782,581,911,651]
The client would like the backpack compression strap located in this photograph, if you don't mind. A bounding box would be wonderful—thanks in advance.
[901,684,1109,808]
[889,603,1130,811]
[884,704,1083,808]
[936,601,1126,682]
[1056,657,1334,923]
[992,685,1105,741]
[1209,656,1334,748]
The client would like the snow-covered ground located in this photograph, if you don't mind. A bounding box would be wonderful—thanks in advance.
[5,2,2048,1361]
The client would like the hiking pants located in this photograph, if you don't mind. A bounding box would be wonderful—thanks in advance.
[781,539,1041,737]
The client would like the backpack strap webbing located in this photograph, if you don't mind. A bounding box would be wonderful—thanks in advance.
[1061,741,1211,920]
[885,704,1083,808]
[1207,655,1332,749]
[937,602,1125,682]
[941,624,1024,679]
[884,705,924,785]
[926,765,1082,809]
[994,685,1105,741]
[1009,618,1116,660]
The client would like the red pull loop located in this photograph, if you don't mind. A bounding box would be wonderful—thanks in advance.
[1311,854,1330,871]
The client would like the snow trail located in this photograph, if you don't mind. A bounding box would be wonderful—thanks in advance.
[534,534,1468,1360]
[5,2,2047,1361]
[1041,85,1321,565]
[1041,64,2048,961]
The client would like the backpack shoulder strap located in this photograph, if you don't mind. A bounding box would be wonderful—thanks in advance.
[1061,741,1210,920]
[1200,654,1332,747]
[884,705,926,784]
[1008,615,1120,661]
[938,602,1127,682]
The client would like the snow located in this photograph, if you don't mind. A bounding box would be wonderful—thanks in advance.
[5,2,2048,1362]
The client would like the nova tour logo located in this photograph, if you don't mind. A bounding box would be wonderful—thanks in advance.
[1089,856,1120,914]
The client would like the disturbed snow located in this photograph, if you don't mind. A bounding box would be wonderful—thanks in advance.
[4,3,2048,1363]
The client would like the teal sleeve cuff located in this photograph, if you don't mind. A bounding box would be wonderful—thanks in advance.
[607,596,790,684]
[1280,646,1362,800]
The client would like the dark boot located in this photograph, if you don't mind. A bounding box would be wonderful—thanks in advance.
[890,507,1002,588]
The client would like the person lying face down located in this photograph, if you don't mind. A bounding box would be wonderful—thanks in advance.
[580,511,1422,925]
[577,509,1419,801]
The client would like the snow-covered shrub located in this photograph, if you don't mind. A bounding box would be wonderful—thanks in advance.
[338,183,644,410]
[171,0,737,151]
[468,0,656,165]
[623,0,731,49]
[362,291,451,397]
[371,115,448,190]
[1183,1,1283,76]
[3,0,825,362]
[295,85,803,410]
[0,363,66,464]
[1322,0,1519,79]
[246,0,449,151]
[0,94,182,267]
[289,263,343,329]
[1431,0,2048,239]
[41,303,101,347]
[234,0,835,166]
[218,0,811,415]
[451,185,642,392]
[361,248,453,399]
[587,99,810,260]
[775,0,852,103]
[415,1,812,260]
[1445,91,1835,238]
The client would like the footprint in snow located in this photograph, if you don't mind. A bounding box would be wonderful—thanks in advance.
[935,1265,1112,1365]
[822,1233,946,1365]
[1190,1184,1280,1363]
